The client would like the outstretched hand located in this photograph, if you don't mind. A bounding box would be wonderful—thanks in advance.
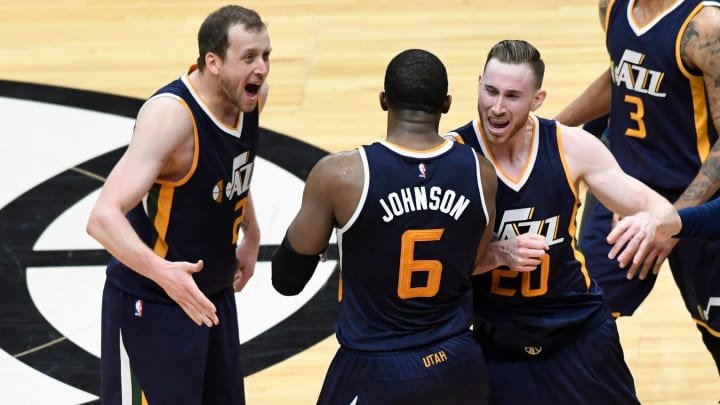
[607,212,674,279]
[158,259,219,327]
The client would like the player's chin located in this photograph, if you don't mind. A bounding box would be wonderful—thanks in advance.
[237,97,258,113]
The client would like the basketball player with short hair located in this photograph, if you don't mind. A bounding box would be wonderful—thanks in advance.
[87,5,270,404]
[447,39,675,404]
[272,48,497,405]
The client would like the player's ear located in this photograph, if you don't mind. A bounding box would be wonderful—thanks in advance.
[205,52,222,76]
[530,89,546,112]
[442,94,452,114]
[379,91,389,111]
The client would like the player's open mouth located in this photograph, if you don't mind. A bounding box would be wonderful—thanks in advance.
[245,84,260,95]
[488,118,509,130]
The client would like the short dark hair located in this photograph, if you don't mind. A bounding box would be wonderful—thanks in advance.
[484,40,545,88]
[384,49,448,114]
[196,5,266,70]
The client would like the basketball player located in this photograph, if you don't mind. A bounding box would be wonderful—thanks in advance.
[555,0,720,374]
[446,39,675,404]
[271,49,497,405]
[86,5,270,404]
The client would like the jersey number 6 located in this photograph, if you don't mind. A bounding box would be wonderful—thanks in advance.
[397,228,444,299]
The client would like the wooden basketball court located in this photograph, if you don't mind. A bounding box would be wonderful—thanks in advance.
[1,0,717,403]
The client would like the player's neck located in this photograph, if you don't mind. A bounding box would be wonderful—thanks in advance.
[187,69,240,125]
[386,130,444,151]
[633,0,679,24]
[386,111,444,150]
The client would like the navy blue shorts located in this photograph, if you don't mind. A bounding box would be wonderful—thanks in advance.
[101,280,245,405]
[317,331,489,405]
[483,316,639,405]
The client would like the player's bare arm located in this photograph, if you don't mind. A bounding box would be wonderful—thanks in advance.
[87,97,219,327]
[559,125,633,213]
[233,192,260,292]
[598,0,609,26]
[272,150,362,295]
[289,150,363,253]
[627,7,720,281]
[473,233,549,275]
[677,7,720,208]
[554,1,612,127]
[560,124,675,276]
[472,154,498,273]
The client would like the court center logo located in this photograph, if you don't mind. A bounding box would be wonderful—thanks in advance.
[0,81,338,404]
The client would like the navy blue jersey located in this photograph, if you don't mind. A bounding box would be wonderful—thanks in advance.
[335,140,490,351]
[606,0,718,193]
[448,116,606,349]
[107,66,259,302]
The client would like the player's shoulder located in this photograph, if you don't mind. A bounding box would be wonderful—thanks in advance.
[318,148,361,166]
[690,2,720,32]
[556,121,606,157]
[682,3,720,70]
[134,94,193,139]
[309,148,362,184]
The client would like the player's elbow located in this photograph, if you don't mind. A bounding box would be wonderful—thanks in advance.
[86,206,108,242]
[271,269,308,296]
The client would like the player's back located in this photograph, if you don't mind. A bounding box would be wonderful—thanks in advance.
[335,140,490,352]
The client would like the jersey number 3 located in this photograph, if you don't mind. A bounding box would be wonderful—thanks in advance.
[397,229,444,299]
[624,95,647,138]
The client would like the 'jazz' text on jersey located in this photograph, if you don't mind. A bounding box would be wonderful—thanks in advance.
[611,49,667,97]
[495,207,564,245]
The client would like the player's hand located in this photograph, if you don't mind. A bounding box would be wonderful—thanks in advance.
[624,238,676,280]
[158,259,219,327]
[607,212,655,268]
[503,233,549,272]
[607,213,675,279]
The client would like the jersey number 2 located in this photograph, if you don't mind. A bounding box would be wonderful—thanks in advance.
[397,229,444,299]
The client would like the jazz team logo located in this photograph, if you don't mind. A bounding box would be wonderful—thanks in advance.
[0,81,338,404]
